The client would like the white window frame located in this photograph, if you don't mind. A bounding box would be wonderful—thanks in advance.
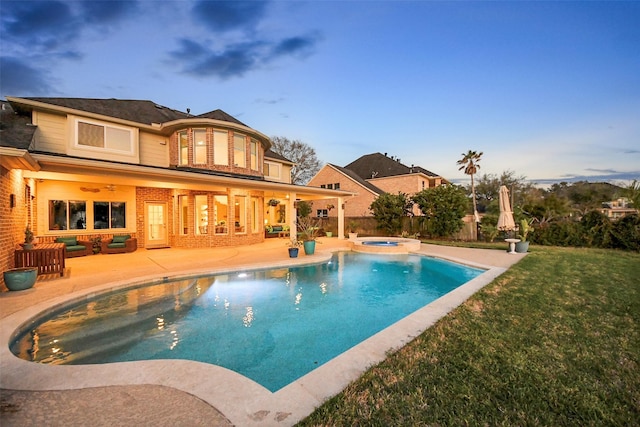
[264,161,281,179]
[75,119,134,154]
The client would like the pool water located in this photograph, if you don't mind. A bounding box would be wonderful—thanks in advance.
[10,252,483,392]
[362,241,399,246]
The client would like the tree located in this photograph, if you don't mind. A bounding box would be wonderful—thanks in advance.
[369,192,413,235]
[412,184,468,238]
[270,136,322,184]
[457,150,483,222]
[622,179,640,209]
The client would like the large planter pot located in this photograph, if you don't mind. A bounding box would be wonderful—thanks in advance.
[303,240,316,255]
[288,248,299,258]
[348,233,358,240]
[515,241,530,253]
[3,267,37,291]
[325,232,333,238]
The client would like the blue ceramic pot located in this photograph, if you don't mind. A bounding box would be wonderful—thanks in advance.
[3,267,37,291]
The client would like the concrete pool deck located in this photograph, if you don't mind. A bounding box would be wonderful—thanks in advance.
[0,239,525,426]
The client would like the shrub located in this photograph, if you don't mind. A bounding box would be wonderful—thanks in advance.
[609,214,640,252]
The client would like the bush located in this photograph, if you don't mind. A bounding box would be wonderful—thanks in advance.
[580,210,613,248]
[610,214,640,252]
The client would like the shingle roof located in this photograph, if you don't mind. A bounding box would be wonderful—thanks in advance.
[195,109,248,127]
[14,97,189,125]
[0,101,36,149]
[328,163,384,195]
[12,98,250,129]
[264,149,293,163]
[345,152,441,179]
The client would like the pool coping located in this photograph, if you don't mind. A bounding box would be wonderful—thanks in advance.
[0,244,521,426]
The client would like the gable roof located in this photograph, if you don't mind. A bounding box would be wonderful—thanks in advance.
[345,152,441,180]
[326,163,384,195]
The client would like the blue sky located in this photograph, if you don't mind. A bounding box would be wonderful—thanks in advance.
[1,1,639,186]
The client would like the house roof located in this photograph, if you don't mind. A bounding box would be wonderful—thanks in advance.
[327,163,384,195]
[264,149,293,164]
[345,152,442,180]
[0,100,36,149]
[8,97,248,128]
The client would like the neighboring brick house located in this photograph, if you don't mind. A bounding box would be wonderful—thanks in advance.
[0,97,352,281]
[308,152,448,218]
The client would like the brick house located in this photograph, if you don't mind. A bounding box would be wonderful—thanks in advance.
[1,97,352,281]
[308,152,448,218]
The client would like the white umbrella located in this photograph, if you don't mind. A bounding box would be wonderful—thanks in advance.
[497,185,515,232]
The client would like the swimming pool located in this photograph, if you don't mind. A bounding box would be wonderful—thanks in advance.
[10,252,483,392]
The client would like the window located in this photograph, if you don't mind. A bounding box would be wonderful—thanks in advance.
[234,196,246,234]
[193,129,207,164]
[213,130,228,165]
[234,134,246,167]
[49,200,87,230]
[77,120,133,153]
[214,195,228,234]
[264,162,281,179]
[327,184,333,189]
[178,131,189,165]
[195,195,208,235]
[250,139,258,170]
[317,209,328,218]
[320,184,325,188]
[178,195,188,235]
[334,183,340,190]
[94,202,126,229]
[251,197,260,233]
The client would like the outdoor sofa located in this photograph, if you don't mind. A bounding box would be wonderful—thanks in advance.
[101,235,138,254]
[55,236,92,258]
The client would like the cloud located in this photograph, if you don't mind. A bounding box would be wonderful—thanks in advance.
[270,35,318,59]
[78,1,139,26]
[0,56,54,95]
[1,1,79,51]
[191,0,268,33]
[169,33,320,79]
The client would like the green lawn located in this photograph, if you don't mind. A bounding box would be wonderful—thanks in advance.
[298,247,640,426]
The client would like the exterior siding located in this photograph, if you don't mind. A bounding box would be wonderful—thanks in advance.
[32,111,66,153]
[139,131,169,167]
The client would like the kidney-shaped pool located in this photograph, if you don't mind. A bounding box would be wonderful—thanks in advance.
[10,251,483,392]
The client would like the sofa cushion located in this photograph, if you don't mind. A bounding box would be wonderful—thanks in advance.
[66,245,86,252]
[112,235,130,244]
[107,242,126,249]
[271,226,283,232]
[56,237,77,247]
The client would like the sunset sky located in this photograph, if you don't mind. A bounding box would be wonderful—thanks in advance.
[1,1,639,186]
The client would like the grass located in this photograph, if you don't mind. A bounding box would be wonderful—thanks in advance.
[298,246,640,426]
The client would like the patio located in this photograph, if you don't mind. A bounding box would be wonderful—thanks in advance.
[0,239,524,426]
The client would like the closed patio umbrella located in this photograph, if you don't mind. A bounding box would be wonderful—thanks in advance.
[497,185,515,232]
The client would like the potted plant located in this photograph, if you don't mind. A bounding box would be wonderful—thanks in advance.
[347,220,358,240]
[297,216,322,255]
[287,238,302,258]
[90,236,102,254]
[22,226,35,250]
[268,198,280,207]
[3,267,37,291]
[515,218,533,253]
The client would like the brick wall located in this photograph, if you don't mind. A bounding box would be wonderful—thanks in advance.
[0,167,28,286]
[308,166,377,217]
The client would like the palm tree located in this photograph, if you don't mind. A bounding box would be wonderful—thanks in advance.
[457,150,483,223]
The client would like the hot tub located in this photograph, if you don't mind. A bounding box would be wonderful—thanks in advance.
[351,237,421,254]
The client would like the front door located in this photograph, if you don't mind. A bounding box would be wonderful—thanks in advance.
[145,202,169,248]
